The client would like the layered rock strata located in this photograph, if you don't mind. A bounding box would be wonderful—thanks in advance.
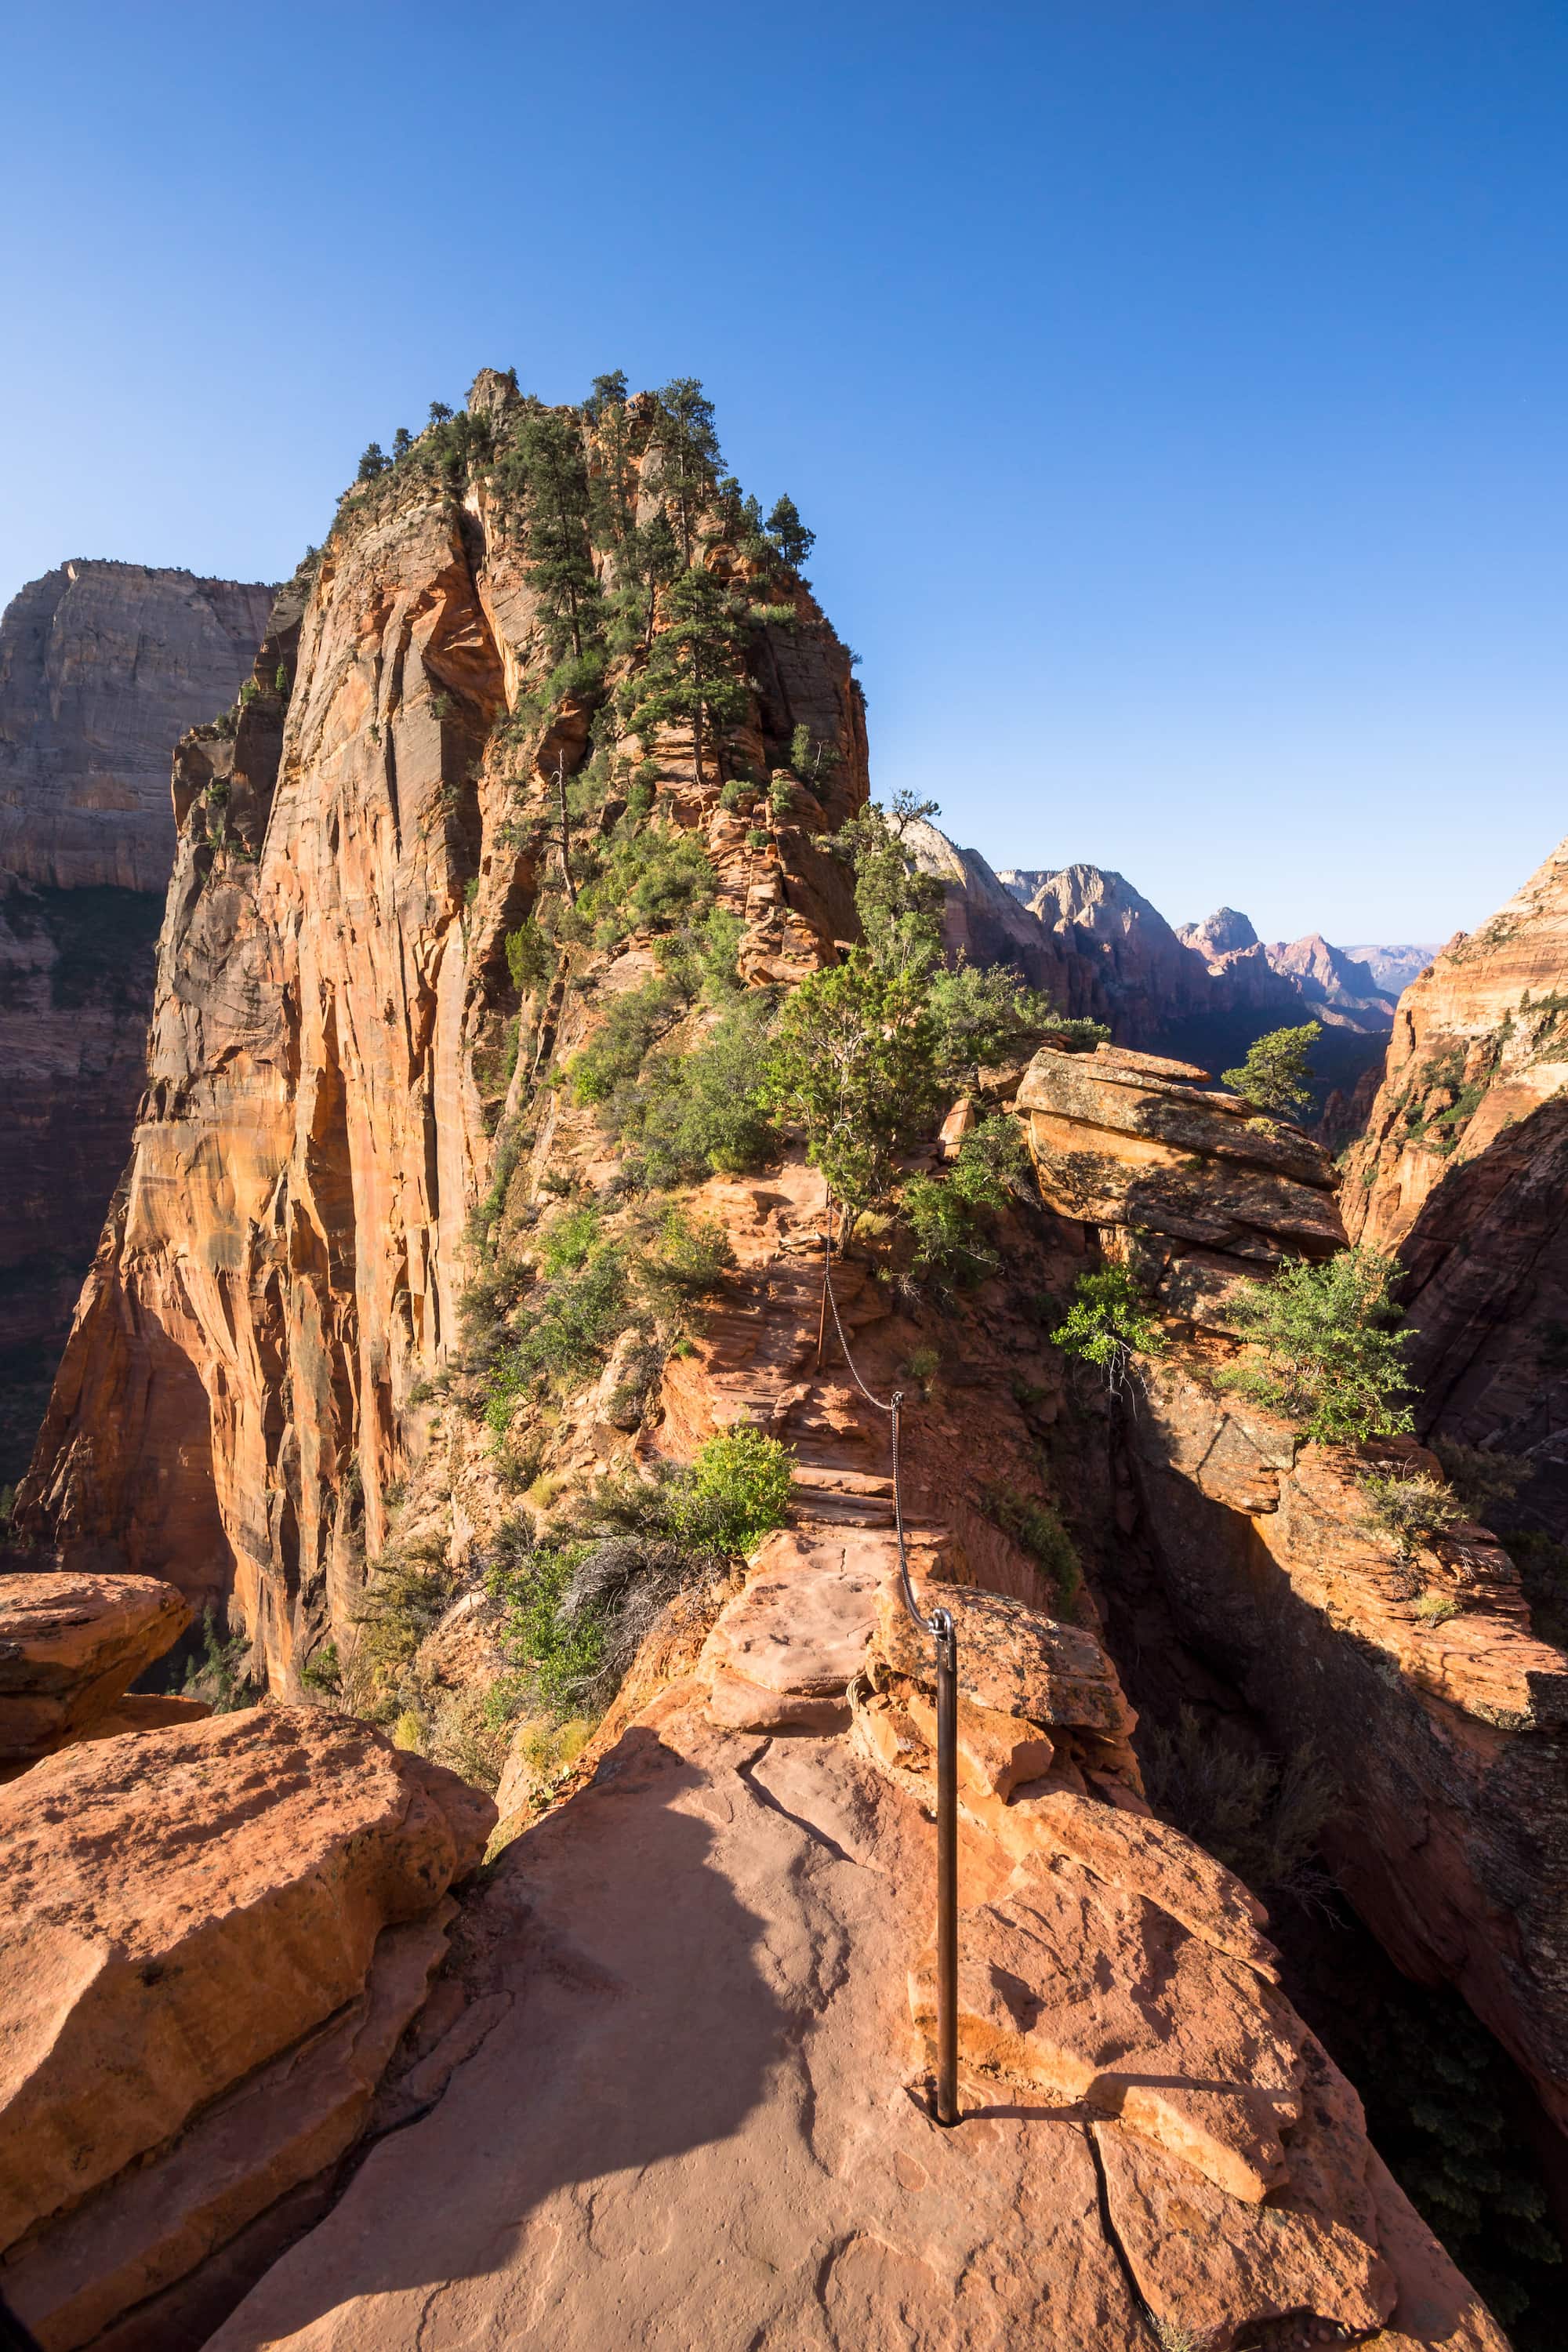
[0,1706,493,2352]
[0,562,272,1481]
[1008,1035,1568,2137]
[1346,833,1568,1531]
[0,1569,201,1765]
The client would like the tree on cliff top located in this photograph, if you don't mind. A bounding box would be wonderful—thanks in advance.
[501,410,602,663]
[648,378,723,564]
[626,564,750,786]
[765,494,815,572]
[1223,1021,1322,1118]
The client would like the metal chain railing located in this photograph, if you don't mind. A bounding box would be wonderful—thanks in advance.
[816,1186,960,2128]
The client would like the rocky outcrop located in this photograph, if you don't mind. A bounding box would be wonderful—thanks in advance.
[1127,1363,1568,2136]
[0,563,274,892]
[0,1705,493,2351]
[0,1570,198,1765]
[1008,1033,1568,2141]
[1345,835,1568,1533]
[18,382,867,1684]
[198,1410,1499,2352]
[0,564,272,1483]
[1016,1040,1345,1327]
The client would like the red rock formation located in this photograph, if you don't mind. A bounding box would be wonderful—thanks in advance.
[19,383,866,1682]
[0,563,272,1483]
[0,1569,197,1763]
[0,1706,492,2351]
[191,1303,1497,2352]
[1011,1034,1568,2143]
[1345,836,1568,1536]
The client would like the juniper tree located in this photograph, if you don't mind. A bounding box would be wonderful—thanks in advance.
[627,564,750,785]
[1223,1021,1322,1118]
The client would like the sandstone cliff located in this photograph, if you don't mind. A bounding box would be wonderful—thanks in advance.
[20,379,866,1675]
[0,562,275,891]
[0,563,272,1484]
[1346,836,1568,1556]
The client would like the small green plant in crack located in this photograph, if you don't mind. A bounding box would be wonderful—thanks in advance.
[1051,1266,1164,1392]
[978,1484,1080,1613]
[1358,1470,1465,1559]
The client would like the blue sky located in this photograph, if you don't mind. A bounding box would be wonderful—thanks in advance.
[2,2,1563,942]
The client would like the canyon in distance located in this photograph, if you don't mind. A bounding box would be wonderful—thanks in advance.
[1,372,1563,2352]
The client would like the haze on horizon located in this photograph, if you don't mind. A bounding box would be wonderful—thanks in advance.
[2,0,1563,946]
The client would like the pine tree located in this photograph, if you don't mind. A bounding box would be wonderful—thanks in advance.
[428,401,453,425]
[1222,1021,1322,1117]
[357,442,389,481]
[505,412,601,663]
[588,382,642,562]
[628,564,750,786]
[392,426,413,460]
[765,494,815,571]
[609,510,681,659]
[583,368,629,423]
[648,379,722,564]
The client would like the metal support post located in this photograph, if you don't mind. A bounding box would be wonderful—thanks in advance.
[932,1606,959,2126]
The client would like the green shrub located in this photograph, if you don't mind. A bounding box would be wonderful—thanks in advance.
[299,1639,342,1697]
[925,963,1101,1081]
[1219,1247,1414,1443]
[1142,1704,1337,1898]
[761,945,945,1214]
[746,827,770,850]
[505,916,552,996]
[618,1000,778,1185]
[1051,1266,1165,1385]
[909,1116,1031,1272]
[979,1484,1080,1611]
[489,1430,792,1719]
[568,977,683,1104]
[681,1425,794,1553]
[636,1206,736,1315]
[1431,1438,1530,1523]
[538,1201,601,1276]
[485,1240,631,1425]
[350,1548,463,1703]
[1359,1469,1464,1558]
[182,1604,263,1714]
[1412,1588,1460,1625]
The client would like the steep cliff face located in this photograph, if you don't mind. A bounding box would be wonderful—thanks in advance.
[0,564,272,1484]
[1013,1040,1568,2163]
[20,379,867,1678]
[0,562,275,891]
[1345,836,1568,1540]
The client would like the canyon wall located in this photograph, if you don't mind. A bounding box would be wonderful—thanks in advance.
[0,564,273,1484]
[1346,836,1568,1541]
[1013,1039,1568,2149]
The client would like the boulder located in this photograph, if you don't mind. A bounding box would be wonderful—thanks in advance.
[0,1705,494,2349]
[0,1571,191,1761]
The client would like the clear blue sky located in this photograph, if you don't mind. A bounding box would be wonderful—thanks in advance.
[3,2,1563,943]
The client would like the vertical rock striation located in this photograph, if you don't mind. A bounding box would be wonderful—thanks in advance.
[0,564,273,1481]
[1346,835,1568,1534]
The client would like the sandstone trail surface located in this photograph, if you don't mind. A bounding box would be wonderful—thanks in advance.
[199,1173,1498,2352]
[0,561,273,1483]
[4,375,1520,2347]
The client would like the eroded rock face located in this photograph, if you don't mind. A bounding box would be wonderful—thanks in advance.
[1346,833,1568,1532]
[0,1705,493,2350]
[0,563,276,892]
[0,1569,192,1762]
[1128,1359,1568,2136]
[1015,1040,1345,1326]
[0,564,272,1481]
[17,396,868,1684]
